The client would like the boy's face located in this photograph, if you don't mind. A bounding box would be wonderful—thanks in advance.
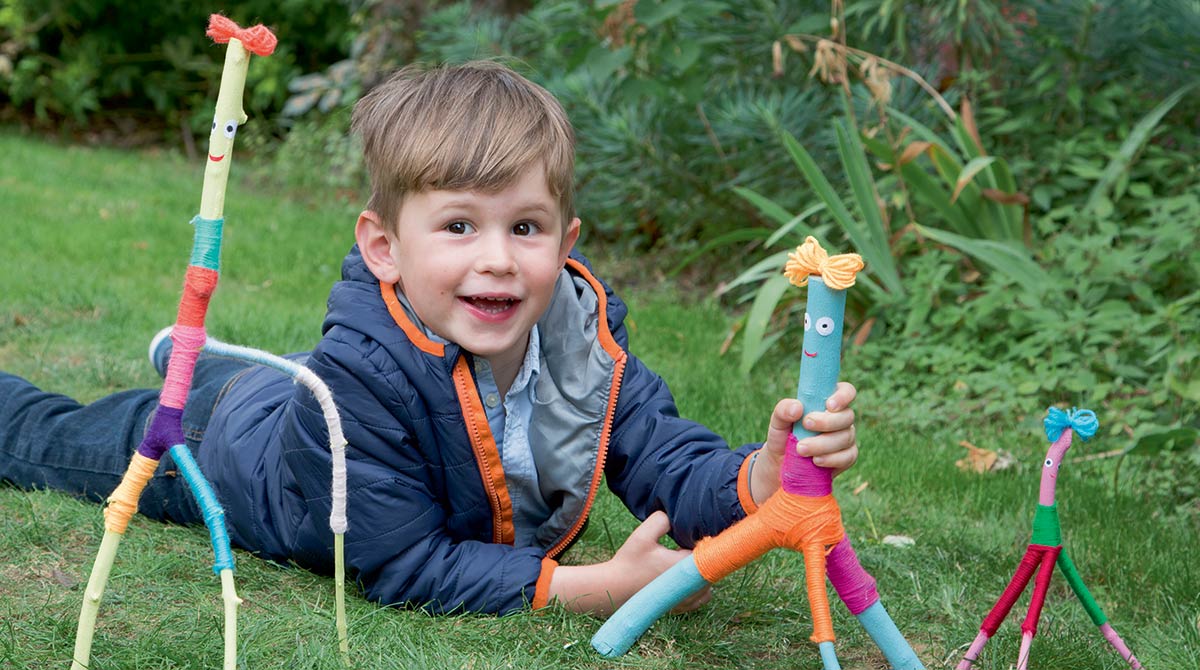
[377,164,579,368]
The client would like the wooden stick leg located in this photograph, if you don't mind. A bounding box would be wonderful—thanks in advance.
[956,630,990,670]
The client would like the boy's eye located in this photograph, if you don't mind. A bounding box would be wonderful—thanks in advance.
[446,221,471,234]
[512,221,537,236]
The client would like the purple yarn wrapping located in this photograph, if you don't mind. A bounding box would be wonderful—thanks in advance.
[781,433,834,496]
[826,536,881,615]
[137,405,185,460]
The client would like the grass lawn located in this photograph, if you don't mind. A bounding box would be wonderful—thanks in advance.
[1,131,1196,669]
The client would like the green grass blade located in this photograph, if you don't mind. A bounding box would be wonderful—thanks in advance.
[669,228,769,277]
[782,128,904,298]
[1086,80,1199,213]
[739,272,792,373]
[835,121,903,295]
[950,156,997,203]
[731,185,797,227]
[722,249,793,295]
[914,224,1050,295]
[764,202,828,247]
[886,108,956,155]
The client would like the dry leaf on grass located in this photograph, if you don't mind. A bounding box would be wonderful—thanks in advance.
[956,440,1016,473]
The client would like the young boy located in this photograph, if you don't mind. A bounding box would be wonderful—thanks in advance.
[0,61,858,616]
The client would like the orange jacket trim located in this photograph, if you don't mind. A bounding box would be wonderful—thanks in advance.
[380,282,444,356]
[543,259,628,560]
[531,557,558,609]
[452,357,515,545]
[737,449,762,515]
[565,258,623,359]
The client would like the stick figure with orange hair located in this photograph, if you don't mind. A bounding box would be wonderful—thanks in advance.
[68,16,348,670]
[593,237,923,670]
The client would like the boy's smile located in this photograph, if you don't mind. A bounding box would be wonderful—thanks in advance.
[358,164,580,388]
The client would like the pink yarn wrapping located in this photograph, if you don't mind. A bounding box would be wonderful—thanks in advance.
[160,325,206,408]
[825,536,880,615]
[781,433,834,496]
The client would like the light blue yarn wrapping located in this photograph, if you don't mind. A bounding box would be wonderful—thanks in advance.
[1044,407,1098,442]
[591,556,708,657]
[818,641,842,670]
[189,216,224,271]
[792,277,847,442]
[169,444,234,574]
[856,601,925,669]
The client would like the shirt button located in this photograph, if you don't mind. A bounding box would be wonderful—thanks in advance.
[485,393,500,408]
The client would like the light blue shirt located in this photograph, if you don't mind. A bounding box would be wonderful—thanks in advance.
[472,325,552,547]
[393,289,551,547]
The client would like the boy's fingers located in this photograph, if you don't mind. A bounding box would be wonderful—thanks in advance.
[769,398,805,433]
[633,510,671,542]
[801,408,856,433]
[814,441,859,473]
[795,425,856,457]
[825,381,857,412]
[671,585,712,613]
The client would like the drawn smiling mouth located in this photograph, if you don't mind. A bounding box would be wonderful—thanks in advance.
[209,153,225,162]
[804,350,817,358]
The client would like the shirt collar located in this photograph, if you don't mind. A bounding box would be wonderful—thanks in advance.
[395,285,540,393]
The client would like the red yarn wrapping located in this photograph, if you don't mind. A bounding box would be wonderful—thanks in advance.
[207,14,277,57]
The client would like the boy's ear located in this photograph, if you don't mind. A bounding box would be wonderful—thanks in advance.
[558,216,582,266]
[355,210,401,284]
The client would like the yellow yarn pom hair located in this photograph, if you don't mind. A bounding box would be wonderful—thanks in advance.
[784,236,864,290]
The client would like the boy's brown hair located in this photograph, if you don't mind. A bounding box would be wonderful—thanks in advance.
[352,60,576,230]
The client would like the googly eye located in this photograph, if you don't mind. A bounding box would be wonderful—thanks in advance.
[1044,458,1054,467]
[223,120,238,139]
[211,119,217,132]
[804,313,811,331]
[815,317,835,336]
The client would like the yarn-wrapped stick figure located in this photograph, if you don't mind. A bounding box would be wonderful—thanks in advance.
[70,17,277,670]
[957,407,1141,670]
[593,237,924,670]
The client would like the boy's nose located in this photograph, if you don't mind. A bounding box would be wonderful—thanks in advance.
[474,241,518,276]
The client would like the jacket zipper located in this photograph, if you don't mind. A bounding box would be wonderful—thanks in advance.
[545,352,627,559]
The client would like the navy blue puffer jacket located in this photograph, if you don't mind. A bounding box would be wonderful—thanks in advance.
[198,246,758,614]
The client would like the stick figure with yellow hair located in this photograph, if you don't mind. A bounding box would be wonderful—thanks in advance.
[593,237,923,670]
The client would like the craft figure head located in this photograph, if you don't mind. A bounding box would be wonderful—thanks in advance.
[1042,406,1098,467]
[199,15,276,219]
[785,237,864,362]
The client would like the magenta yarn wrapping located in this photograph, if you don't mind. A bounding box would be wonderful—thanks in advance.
[137,405,185,460]
[781,433,834,496]
[826,536,881,615]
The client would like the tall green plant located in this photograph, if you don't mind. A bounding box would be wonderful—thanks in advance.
[729,116,1048,373]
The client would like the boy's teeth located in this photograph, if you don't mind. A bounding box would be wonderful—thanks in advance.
[469,297,513,314]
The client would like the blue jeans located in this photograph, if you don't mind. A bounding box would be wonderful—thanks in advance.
[0,349,250,525]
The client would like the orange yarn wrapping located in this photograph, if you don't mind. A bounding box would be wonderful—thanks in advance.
[206,14,278,57]
[693,491,846,643]
[176,266,218,328]
[103,453,159,533]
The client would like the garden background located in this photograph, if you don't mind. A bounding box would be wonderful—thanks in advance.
[1,1,1197,668]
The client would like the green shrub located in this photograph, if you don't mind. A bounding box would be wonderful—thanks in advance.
[0,0,353,138]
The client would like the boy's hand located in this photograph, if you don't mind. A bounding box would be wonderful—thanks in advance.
[607,511,711,613]
[548,511,710,616]
[750,382,858,506]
